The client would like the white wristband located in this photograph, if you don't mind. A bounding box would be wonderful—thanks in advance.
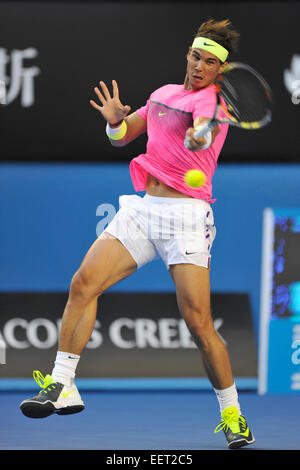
[194,123,212,150]
[106,120,127,140]
[106,121,123,136]
[201,130,212,149]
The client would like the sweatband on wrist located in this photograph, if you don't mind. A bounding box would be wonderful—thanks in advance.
[194,123,212,149]
[191,37,229,63]
[106,120,127,140]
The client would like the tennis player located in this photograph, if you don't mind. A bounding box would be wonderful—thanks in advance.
[20,19,255,449]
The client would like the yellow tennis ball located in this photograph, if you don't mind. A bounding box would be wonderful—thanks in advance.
[184,169,206,188]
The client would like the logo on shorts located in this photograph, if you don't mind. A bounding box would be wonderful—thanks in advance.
[185,251,198,255]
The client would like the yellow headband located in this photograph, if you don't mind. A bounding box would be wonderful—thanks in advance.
[191,37,228,62]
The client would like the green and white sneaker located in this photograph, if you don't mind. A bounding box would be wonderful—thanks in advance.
[214,406,255,449]
[20,370,85,419]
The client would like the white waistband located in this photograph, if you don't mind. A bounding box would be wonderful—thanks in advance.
[143,194,210,207]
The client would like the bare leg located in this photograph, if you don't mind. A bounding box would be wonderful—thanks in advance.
[59,298,98,355]
[58,233,137,355]
[19,233,138,418]
[169,264,234,389]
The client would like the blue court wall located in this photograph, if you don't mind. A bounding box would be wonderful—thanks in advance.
[1,163,300,341]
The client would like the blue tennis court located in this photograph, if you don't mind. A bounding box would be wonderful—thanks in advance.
[1,390,299,450]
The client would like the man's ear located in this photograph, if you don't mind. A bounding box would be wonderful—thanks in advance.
[219,60,228,74]
[186,47,192,60]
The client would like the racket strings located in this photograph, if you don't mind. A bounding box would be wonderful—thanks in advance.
[221,66,272,124]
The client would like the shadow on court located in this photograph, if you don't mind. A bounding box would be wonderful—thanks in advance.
[0,391,299,450]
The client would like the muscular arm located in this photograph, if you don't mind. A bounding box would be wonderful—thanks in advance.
[109,112,147,148]
[185,117,220,151]
[110,115,218,150]
[90,81,219,152]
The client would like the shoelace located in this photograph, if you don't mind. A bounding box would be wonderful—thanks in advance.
[214,413,246,434]
[33,370,57,394]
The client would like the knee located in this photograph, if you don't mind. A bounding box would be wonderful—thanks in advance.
[183,307,217,351]
[69,268,103,303]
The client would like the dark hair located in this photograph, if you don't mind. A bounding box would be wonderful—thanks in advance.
[195,19,240,61]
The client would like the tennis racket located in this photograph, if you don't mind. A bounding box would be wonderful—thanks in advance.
[184,62,273,147]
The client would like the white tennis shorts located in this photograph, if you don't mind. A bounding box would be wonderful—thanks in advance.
[103,194,216,270]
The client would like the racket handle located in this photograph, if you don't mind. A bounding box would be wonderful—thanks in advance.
[184,136,192,148]
[184,121,214,149]
[193,120,215,138]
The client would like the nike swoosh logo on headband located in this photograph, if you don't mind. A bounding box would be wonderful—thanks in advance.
[203,41,216,47]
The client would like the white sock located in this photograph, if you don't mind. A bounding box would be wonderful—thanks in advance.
[214,382,241,415]
[51,350,80,386]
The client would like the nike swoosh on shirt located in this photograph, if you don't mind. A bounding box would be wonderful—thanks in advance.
[158,112,167,116]
[185,251,198,255]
